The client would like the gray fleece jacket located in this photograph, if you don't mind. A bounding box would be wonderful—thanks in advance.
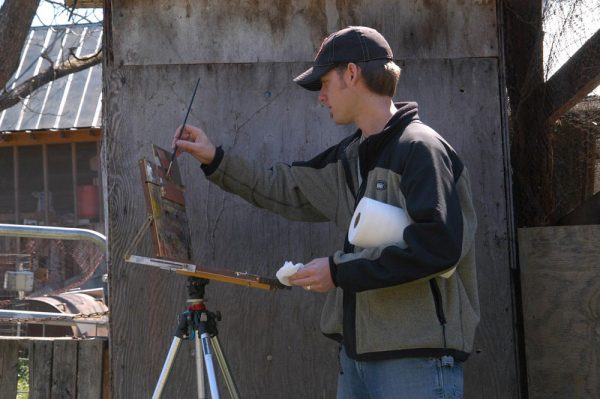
[201,102,480,361]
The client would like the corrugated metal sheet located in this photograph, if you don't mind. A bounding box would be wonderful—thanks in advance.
[0,23,102,133]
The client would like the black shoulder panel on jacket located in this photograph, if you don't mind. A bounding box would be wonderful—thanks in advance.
[292,133,359,170]
[377,124,464,182]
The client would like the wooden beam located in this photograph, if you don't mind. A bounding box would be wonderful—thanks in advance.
[544,29,600,124]
[64,0,103,8]
[557,191,600,226]
[0,128,101,147]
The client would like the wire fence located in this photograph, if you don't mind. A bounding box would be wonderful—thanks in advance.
[0,235,106,337]
[542,0,600,219]
[0,237,104,299]
[543,0,600,91]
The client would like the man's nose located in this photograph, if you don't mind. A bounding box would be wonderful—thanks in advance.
[318,90,326,105]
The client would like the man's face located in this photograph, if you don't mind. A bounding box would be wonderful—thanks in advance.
[318,68,353,125]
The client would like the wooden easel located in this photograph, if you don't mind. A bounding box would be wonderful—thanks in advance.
[124,145,284,290]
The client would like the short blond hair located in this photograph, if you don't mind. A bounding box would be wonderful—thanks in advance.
[337,60,401,97]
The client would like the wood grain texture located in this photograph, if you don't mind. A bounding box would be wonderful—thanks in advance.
[106,63,344,399]
[29,340,53,399]
[77,339,105,399]
[0,340,19,399]
[518,225,600,399]
[106,56,517,398]
[0,338,108,399]
[51,340,78,399]
[112,0,498,66]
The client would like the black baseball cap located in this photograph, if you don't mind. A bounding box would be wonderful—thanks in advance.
[293,26,393,91]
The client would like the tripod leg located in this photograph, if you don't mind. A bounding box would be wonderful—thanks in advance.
[211,336,240,399]
[198,322,221,399]
[152,337,183,399]
[194,333,206,399]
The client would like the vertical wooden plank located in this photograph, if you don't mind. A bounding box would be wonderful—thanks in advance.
[72,142,79,226]
[29,340,53,399]
[0,340,19,399]
[51,340,78,399]
[12,145,20,252]
[519,225,600,399]
[96,140,103,224]
[13,146,19,223]
[101,339,110,399]
[77,339,104,399]
[42,143,49,224]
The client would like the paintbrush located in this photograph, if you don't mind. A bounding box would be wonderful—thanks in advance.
[167,78,201,177]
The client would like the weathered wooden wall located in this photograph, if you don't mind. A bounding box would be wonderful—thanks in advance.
[518,225,600,399]
[105,1,518,397]
[0,337,108,399]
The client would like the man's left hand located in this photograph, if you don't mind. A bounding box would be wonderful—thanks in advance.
[288,257,335,293]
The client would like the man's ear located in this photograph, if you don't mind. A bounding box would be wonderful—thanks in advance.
[346,63,360,85]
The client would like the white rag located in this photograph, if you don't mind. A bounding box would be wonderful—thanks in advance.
[276,261,304,286]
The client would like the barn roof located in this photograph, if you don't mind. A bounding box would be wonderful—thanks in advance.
[0,23,102,133]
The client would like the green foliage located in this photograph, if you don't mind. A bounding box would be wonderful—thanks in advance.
[17,357,29,399]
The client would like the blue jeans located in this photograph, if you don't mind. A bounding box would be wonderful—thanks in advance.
[336,347,464,399]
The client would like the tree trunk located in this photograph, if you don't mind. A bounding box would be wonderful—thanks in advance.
[0,0,40,90]
[504,0,554,226]
[512,95,554,226]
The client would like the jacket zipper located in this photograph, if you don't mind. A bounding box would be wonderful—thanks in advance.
[429,279,448,348]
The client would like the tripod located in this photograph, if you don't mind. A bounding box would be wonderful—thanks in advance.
[152,278,240,399]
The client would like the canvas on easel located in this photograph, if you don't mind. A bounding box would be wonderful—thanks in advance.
[139,145,192,262]
[129,145,283,290]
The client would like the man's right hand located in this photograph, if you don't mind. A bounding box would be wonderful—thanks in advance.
[172,124,217,165]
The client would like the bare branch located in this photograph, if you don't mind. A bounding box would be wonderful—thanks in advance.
[69,47,102,62]
[0,0,41,88]
[0,50,103,112]
[41,49,54,65]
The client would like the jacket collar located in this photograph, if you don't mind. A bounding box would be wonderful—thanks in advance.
[349,101,419,143]
[368,101,418,138]
[360,101,418,149]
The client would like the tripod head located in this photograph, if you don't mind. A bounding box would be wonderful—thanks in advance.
[187,277,209,300]
[176,277,221,339]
